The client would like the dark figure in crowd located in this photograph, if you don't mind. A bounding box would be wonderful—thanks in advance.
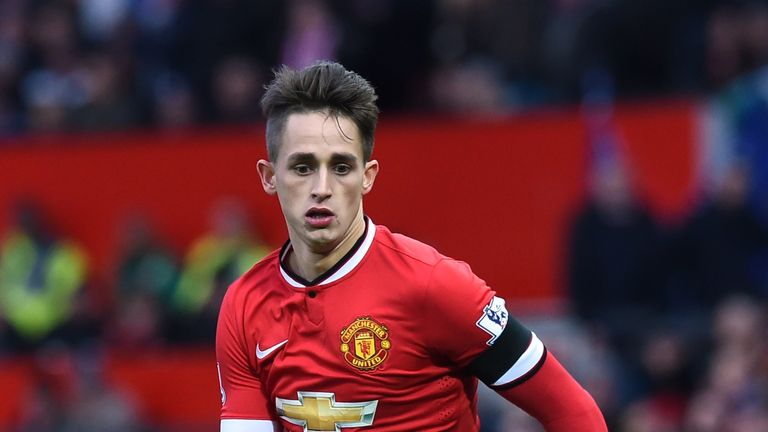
[567,157,664,347]
[673,163,768,310]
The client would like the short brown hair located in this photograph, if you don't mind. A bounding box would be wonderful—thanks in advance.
[260,61,379,162]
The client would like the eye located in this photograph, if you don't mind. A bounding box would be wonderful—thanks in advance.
[293,164,313,175]
[333,164,352,175]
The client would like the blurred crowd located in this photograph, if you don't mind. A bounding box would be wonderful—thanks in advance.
[1,0,768,135]
[0,197,269,356]
[565,164,768,431]
[0,197,269,430]
[558,87,768,430]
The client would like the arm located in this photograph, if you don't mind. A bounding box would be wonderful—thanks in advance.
[494,348,607,431]
[424,259,607,431]
[470,326,607,431]
[217,288,280,431]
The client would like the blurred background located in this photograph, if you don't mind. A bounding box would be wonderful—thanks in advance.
[0,0,767,431]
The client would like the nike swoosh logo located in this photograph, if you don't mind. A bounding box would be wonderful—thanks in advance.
[256,340,288,360]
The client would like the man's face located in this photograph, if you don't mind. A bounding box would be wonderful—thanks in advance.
[258,111,378,253]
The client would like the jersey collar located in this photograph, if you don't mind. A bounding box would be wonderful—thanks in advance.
[279,216,376,288]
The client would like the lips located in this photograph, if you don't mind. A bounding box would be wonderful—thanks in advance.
[305,208,335,228]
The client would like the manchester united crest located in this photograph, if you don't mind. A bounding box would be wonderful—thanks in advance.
[340,317,391,371]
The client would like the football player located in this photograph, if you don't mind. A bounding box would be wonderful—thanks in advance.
[216,61,608,432]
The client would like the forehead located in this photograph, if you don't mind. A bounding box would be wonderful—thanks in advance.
[280,111,363,160]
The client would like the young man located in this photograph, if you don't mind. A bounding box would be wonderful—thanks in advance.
[216,61,608,432]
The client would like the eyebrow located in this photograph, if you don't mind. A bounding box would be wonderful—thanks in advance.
[329,153,358,165]
[286,152,315,165]
[285,152,359,165]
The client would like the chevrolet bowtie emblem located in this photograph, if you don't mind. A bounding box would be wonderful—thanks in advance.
[276,391,378,431]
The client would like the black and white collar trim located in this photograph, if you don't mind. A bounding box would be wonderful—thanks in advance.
[279,217,376,288]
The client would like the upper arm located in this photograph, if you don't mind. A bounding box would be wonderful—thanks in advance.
[423,259,543,377]
[422,260,606,430]
[216,288,274,421]
[423,259,545,386]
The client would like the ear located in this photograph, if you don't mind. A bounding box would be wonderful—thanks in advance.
[257,159,277,195]
[362,160,379,195]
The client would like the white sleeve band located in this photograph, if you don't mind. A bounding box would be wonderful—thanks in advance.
[492,332,545,386]
[221,419,279,432]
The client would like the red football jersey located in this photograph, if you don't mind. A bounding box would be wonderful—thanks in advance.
[216,218,538,431]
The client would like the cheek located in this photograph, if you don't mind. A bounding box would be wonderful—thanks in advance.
[276,174,304,193]
[338,177,361,192]
[340,180,366,202]
[276,183,303,209]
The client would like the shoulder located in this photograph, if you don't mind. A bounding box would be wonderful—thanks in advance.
[221,248,282,311]
[372,224,483,294]
[373,224,447,267]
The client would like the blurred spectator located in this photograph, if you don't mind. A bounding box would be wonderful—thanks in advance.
[737,88,768,232]
[151,71,198,128]
[619,398,680,432]
[566,120,664,351]
[702,66,768,232]
[683,296,768,432]
[0,0,24,134]
[16,343,79,431]
[20,68,83,132]
[565,94,673,422]
[113,215,178,306]
[168,198,270,344]
[16,343,148,432]
[211,56,264,124]
[616,329,696,431]
[428,59,509,115]
[105,292,166,352]
[334,0,435,110]
[77,0,131,44]
[281,0,340,69]
[59,351,147,432]
[713,295,764,354]
[21,2,85,132]
[0,202,89,351]
[707,1,768,89]
[700,65,768,296]
[671,163,768,310]
[105,215,178,350]
[430,0,552,109]
[69,51,140,131]
[173,0,286,122]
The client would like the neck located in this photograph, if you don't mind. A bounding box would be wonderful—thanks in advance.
[288,214,366,282]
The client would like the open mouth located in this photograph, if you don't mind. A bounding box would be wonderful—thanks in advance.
[306,208,334,218]
[305,208,335,227]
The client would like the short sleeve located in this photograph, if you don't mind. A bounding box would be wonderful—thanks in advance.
[216,287,273,420]
[422,259,502,366]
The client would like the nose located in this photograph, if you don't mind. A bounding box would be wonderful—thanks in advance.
[311,167,332,201]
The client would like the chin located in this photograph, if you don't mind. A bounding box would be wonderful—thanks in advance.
[305,228,338,243]
[308,237,340,254]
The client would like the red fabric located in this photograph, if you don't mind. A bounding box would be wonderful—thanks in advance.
[498,352,608,431]
[216,223,514,430]
[217,269,276,421]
